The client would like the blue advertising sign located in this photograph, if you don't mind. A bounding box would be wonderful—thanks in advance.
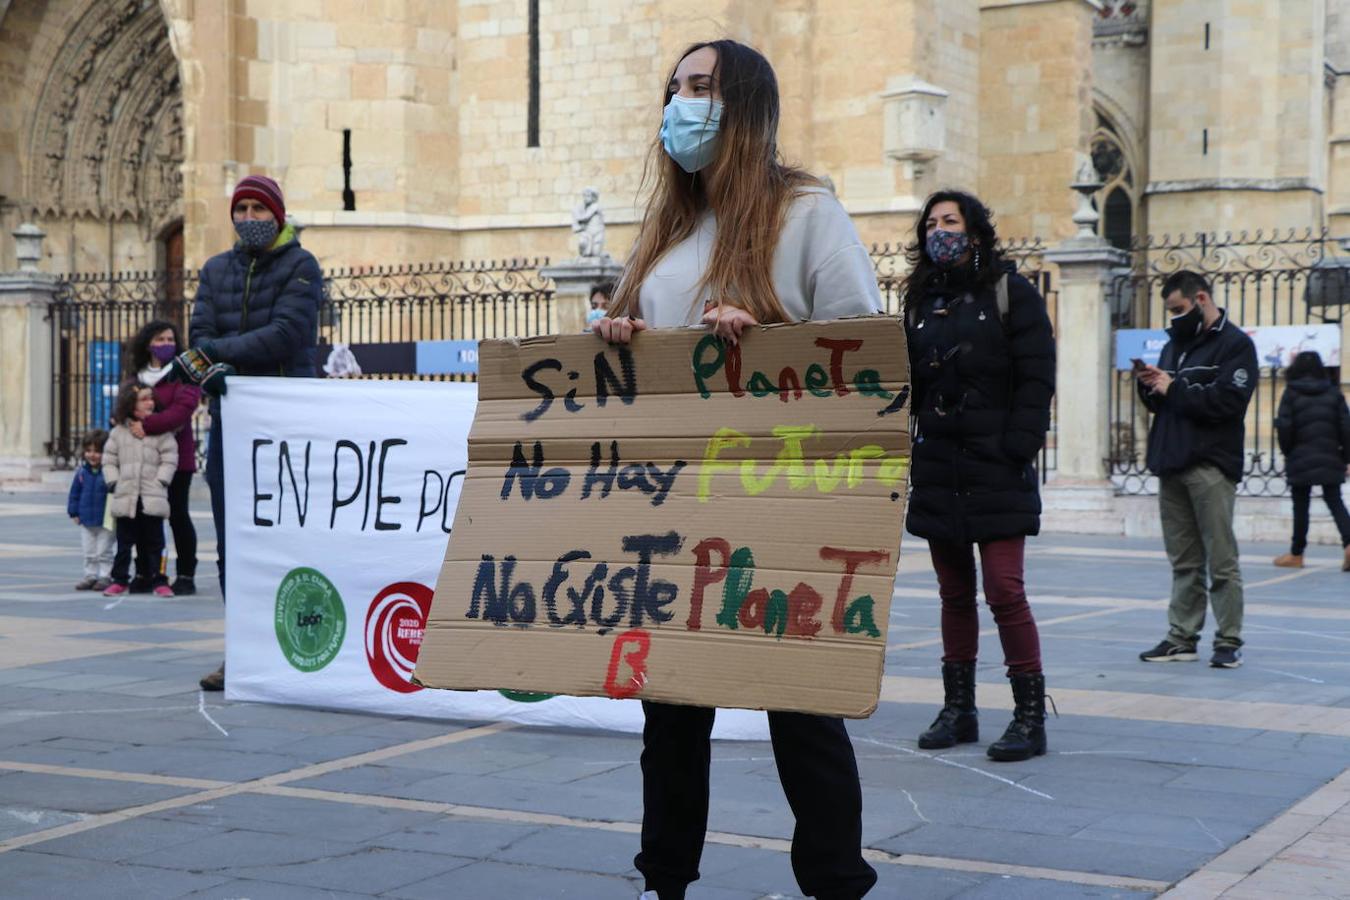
[416,340,479,375]
[89,341,121,429]
[1113,329,1168,370]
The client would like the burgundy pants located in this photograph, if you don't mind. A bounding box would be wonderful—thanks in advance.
[928,536,1042,675]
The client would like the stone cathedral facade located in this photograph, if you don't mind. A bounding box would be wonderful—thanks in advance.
[0,0,1346,274]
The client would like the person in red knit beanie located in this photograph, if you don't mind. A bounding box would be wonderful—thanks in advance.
[187,174,322,692]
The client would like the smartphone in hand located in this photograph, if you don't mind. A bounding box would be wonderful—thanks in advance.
[1130,357,1148,373]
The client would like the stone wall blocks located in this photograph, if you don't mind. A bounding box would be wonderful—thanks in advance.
[296,22,339,49]
[355,47,399,63]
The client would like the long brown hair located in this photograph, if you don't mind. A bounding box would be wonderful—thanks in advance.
[611,40,818,325]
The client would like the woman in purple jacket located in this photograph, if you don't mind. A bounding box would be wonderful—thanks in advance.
[125,319,202,595]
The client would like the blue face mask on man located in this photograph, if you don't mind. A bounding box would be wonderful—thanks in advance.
[660,95,724,174]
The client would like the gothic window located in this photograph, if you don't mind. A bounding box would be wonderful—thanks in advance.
[1092,113,1139,250]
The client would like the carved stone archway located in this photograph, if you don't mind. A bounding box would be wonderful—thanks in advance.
[24,0,183,240]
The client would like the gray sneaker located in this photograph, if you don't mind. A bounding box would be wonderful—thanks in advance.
[75,576,98,590]
[1210,646,1242,668]
[91,578,111,592]
[1139,640,1198,662]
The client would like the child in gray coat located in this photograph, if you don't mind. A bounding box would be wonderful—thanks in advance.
[103,384,178,598]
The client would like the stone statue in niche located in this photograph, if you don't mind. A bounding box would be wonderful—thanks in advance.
[571,186,606,259]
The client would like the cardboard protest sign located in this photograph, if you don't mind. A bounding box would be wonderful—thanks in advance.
[414,317,911,717]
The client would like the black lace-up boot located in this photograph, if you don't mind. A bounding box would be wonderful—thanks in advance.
[986,672,1047,762]
[917,661,978,749]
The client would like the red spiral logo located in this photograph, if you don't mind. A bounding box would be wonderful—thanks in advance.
[365,582,434,693]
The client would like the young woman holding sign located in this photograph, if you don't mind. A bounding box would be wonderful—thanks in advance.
[593,39,881,900]
[901,190,1056,762]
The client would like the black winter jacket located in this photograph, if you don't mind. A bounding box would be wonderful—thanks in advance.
[904,265,1056,544]
[1275,377,1350,487]
[1140,311,1257,483]
[190,229,322,377]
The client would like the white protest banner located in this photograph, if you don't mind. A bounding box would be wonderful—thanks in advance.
[221,377,768,739]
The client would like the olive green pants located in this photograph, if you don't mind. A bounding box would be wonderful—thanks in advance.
[1158,463,1245,650]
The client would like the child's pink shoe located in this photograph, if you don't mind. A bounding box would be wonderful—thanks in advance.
[152,584,175,598]
[102,583,128,597]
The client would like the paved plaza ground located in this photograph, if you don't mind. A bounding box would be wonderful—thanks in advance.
[1,488,1348,899]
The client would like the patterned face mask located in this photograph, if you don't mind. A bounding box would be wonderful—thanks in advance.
[926,229,971,269]
[234,218,279,252]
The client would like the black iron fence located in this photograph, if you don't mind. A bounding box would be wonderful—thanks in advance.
[47,243,1058,473]
[1106,230,1350,496]
[319,259,554,348]
[47,258,554,468]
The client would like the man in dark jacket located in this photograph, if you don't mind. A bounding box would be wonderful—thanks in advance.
[189,175,322,691]
[1136,270,1257,669]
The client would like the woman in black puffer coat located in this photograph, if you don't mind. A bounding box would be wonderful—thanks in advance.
[1273,351,1350,571]
[903,190,1056,763]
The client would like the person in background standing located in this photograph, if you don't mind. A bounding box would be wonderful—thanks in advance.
[68,429,113,592]
[1136,270,1257,669]
[125,319,201,595]
[901,189,1057,763]
[1273,350,1350,571]
[587,281,614,328]
[185,174,322,691]
[102,384,178,599]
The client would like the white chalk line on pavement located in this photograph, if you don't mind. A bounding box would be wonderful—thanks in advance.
[855,736,1054,801]
[1254,667,1325,685]
[1244,622,1350,644]
[197,690,229,737]
[1193,817,1225,848]
[901,788,930,822]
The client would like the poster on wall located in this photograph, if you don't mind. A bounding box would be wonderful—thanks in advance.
[316,340,479,378]
[220,377,768,739]
[1115,324,1341,370]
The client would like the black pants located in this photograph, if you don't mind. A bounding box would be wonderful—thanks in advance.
[1291,483,1350,555]
[205,402,225,593]
[635,702,877,900]
[111,503,167,587]
[168,470,198,578]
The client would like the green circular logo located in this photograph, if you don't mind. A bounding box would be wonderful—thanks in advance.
[499,690,555,703]
[275,567,346,672]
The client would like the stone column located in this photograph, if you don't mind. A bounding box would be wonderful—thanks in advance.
[0,225,59,480]
[1044,235,1129,484]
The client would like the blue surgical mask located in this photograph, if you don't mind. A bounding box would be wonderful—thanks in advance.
[234,218,279,252]
[661,95,724,174]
